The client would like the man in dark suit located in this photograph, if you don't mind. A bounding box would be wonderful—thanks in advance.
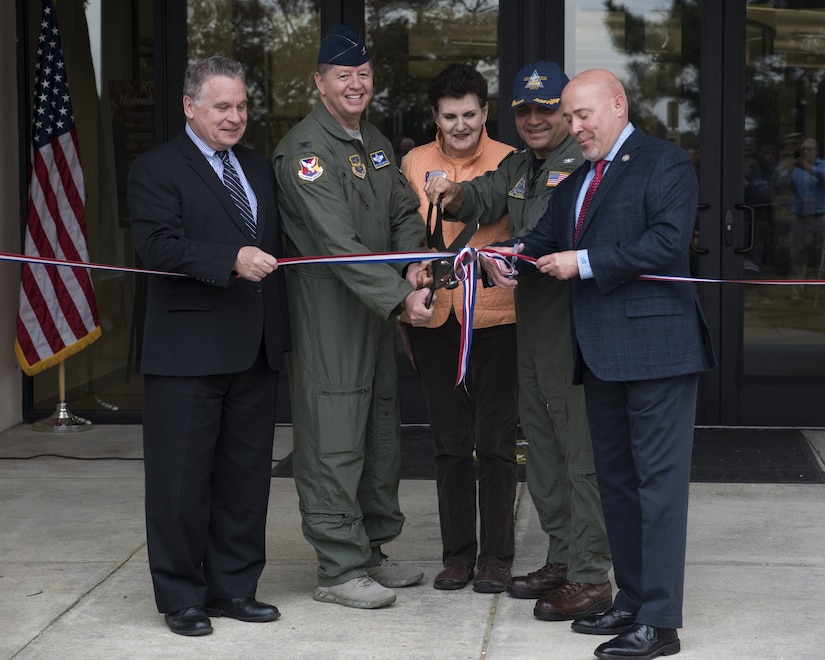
[485,69,715,659]
[128,56,291,636]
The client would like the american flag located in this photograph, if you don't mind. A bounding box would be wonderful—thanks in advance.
[15,0,101,376]
[546,170,570,187]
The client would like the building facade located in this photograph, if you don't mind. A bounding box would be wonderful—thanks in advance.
[4,0,825,432]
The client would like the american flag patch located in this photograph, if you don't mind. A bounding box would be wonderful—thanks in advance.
[546,171,570,187]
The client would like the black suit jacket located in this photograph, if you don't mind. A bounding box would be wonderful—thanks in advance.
[128,131,290,376]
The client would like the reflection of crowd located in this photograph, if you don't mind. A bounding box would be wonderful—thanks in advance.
[743,141,779,275]
[685,131,825,303]
[392,135,415,162]
[780,137,825,301]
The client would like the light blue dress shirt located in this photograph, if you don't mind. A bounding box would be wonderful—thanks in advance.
[185,123,259,220]
[576,122,635,279]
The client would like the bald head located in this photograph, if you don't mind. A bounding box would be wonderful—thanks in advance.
[562,69,629,162]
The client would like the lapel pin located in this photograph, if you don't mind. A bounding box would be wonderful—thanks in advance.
[621,154,630,163]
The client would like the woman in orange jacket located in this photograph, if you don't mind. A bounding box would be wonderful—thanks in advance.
[400,63,519,594]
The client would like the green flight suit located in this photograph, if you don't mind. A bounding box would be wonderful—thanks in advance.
[452,134,611,582]
[273,101,424,586]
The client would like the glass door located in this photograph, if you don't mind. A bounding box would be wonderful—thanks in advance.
[566,0,825,426]
[21,0,155,422]
[564,0,714,416]
[732,1,825,425]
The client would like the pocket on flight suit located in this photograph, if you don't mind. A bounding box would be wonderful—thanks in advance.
[368,391,398,461]
[314,382,372,456]
[365,323,401,461]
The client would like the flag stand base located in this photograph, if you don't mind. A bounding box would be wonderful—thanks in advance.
[32,401,93,433]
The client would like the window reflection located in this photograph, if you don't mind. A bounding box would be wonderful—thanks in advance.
[566,1,699,149]
[365,1,499,148]
[743,2,825,376]
[187,0,320,157]
[185,2,500,159]
[26,0,155,417]
[565,2,702,268]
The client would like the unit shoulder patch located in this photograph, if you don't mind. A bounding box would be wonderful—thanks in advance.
[508,173,527,199]
[297,156,325,183]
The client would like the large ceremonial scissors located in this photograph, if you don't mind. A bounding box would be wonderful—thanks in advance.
[424,171,478,308]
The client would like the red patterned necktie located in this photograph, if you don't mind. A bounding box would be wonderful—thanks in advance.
[573,159,607,245]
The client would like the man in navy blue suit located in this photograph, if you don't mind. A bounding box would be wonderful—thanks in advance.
[484,69,716,659]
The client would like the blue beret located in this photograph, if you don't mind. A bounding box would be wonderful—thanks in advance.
[511,61,569,109]
[318,24,370,67]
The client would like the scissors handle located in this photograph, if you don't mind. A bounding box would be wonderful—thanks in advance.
[509,240,522,278]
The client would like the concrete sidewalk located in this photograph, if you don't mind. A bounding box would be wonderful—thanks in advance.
[1,423,824,660]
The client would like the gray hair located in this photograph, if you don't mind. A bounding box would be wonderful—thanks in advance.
[183,56,246,103]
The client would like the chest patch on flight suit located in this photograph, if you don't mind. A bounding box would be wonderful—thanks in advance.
[297,156,325,182]
[546,171,570,187]
[349,154,367,179]
[508,173,527,199]
[370,150,390,169]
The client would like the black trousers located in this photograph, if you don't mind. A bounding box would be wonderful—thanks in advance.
[142,349,278,613]
[405,314,518,568]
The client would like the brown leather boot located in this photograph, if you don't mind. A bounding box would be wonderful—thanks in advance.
[533,580,612,621]
[505,563,568,599]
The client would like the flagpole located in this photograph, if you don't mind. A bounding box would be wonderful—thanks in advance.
[32,360,92,433]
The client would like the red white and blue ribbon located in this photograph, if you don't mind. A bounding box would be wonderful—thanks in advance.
[0,249,456,277]
[6,248,825,389]
[452,247,479,388]
[636,274,825,285]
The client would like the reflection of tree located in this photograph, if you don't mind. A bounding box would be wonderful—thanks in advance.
[185,0,500,153]
[187,0,320,155]
[601,0,700,145]
[367,0,499,145]
[366,2,427,141]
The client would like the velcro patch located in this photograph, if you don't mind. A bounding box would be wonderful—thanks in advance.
[297,156,325,182]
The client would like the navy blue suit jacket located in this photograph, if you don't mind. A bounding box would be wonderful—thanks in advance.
[520,128,715,384]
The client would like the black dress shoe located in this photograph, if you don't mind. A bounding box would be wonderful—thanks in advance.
[595,624,680,659]
[433,565,474,590]
[572,606,637,635]
[204,597,280,622]
[164,606,213,636]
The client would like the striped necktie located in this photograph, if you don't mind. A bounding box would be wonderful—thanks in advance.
[218,150,256,239]
[573,159,607,245]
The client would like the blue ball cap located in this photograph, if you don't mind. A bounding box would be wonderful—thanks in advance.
[318,23,370,67]
[511,61,569,110]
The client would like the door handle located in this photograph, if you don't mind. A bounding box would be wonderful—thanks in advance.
[723,207,734,247]
[690,203,710,254]
[733,203,755,254]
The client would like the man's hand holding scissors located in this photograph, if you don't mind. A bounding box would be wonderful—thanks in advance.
[406,260,434,291]
[423,174,465,214]
[479,241,522,290]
